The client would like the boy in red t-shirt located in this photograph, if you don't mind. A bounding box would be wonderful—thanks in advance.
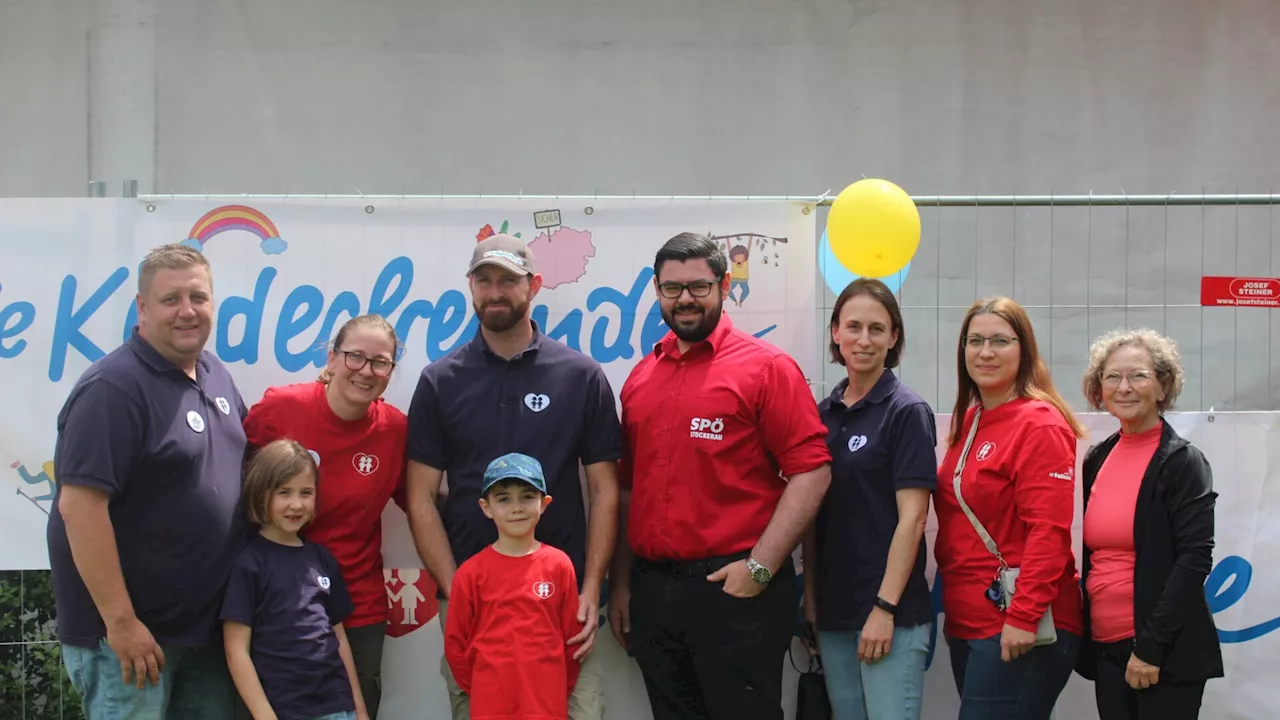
[444,452,583,720]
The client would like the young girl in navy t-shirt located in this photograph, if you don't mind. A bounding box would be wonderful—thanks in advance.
[221,439,369,720]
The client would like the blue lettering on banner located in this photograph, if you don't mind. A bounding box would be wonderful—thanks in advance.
[0,283,36,359]
[50,268,129,381]
[274,283,326,372]
[217,267,277,365]
[1205,554,1280,643]
[10,257,777,382]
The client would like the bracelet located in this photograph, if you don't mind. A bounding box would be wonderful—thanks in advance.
[873,596,898,616]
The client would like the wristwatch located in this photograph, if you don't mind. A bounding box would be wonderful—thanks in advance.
[874,596,899,616]
[746,557,774,585]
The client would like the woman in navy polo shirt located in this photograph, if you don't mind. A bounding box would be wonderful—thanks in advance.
[803,278,938,720]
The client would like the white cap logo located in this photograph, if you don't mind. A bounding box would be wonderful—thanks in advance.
[483,249,525,266]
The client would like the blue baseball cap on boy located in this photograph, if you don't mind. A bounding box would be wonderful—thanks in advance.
[481,453,548,496]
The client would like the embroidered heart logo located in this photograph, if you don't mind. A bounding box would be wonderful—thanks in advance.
[352,453,380,476]
[524,393,551,412]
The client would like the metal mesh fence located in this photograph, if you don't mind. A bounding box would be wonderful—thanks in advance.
[814,193,1280,414]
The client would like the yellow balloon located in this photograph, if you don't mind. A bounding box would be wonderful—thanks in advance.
[827,179,921,278]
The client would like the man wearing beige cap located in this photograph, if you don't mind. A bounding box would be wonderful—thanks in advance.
[404,234,622,720]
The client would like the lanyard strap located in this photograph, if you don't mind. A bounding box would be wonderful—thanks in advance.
[952,407,1009,570]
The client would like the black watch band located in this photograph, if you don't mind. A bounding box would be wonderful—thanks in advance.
[874,596,898,616]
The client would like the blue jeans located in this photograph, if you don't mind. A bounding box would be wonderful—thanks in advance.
[313,713,356,720]
[818,623,931,720]
[63,638,234,720]
[947,630,1081,720]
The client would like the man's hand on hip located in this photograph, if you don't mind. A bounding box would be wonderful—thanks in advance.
[707,559,766,598]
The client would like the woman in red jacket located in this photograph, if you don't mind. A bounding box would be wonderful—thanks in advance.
[934,297,1086,720]
[243,314,408,719]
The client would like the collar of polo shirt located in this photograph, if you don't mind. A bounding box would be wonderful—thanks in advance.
[127,325,211,377]
[470,319,548,360]
[654,311,737,359]
[828,371,898,409]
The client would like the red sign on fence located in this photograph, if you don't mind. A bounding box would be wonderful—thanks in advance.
[1200,276,1280,308]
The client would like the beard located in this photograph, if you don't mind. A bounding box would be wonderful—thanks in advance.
[661,299,723,344]
[475,297,529,333]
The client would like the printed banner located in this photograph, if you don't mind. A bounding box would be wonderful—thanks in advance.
[0,198,816,570]
[1,201,1276,720]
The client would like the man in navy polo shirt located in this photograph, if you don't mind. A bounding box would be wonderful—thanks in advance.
[405,233,622,720]
[46,243,248,720]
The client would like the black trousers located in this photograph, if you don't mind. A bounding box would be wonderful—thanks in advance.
[628,552,796,720]
[345,621,387,719]
[1095,639,1206,720]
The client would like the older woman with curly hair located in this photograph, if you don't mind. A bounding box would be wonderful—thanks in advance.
[1075,328,1223,720]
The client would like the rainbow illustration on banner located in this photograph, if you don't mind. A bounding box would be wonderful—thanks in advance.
[180,205,287,256]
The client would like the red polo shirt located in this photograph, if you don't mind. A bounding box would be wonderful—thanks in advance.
[619,314,831,561]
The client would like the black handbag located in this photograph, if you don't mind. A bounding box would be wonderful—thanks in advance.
[791,643,832,720]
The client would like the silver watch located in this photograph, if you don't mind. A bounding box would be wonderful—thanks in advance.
[746,557,773,585]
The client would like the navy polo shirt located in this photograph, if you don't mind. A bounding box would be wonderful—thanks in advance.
[406,322,623,590]
[813,371,937,632]
[46,328,249,647]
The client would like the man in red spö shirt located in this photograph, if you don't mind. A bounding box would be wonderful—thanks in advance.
[608,232,833,720]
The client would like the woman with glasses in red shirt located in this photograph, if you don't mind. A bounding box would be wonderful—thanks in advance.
[241,314,409,719]
[934,297,1086,720]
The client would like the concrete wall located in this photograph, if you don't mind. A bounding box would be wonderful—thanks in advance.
[2,0,1279,409]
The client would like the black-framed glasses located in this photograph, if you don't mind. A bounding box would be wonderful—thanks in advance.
[340,350,396,377]
[657,280,717,299]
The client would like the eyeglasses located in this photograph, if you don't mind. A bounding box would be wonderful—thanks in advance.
[339,350,396,377]
[962,334,1018,350]
[657,280,717,299]
[1102,370,1155,387]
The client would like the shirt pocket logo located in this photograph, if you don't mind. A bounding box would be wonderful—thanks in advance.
[532,581,555,599]
[317,575,331,590]
[524,393,551,412]
[847,434,868,453]
[352,453,380,476]
[689,417,725,441]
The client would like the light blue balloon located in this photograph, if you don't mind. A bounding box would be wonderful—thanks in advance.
[819,228,911,296]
